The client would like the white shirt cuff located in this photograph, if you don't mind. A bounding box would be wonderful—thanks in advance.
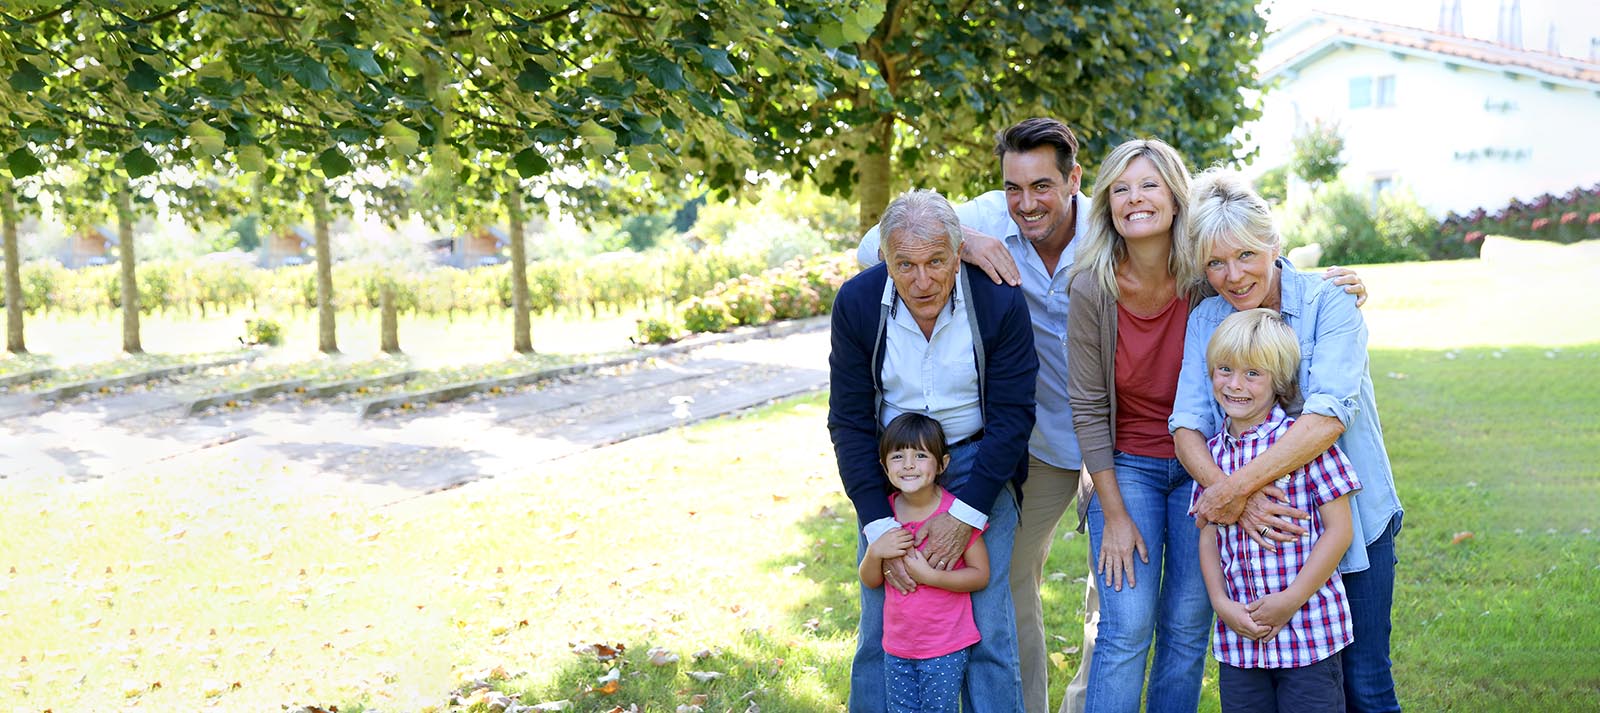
[948,497,988,531]
[863,517,900,544]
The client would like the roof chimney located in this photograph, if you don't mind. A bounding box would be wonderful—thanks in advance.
[1451,0,1464,34]
[1438,0,1450,33]
[1591,38,1600,62]
[1496,0,1508,44]
[1547,23,1559,55]
[1509,0,1524,49]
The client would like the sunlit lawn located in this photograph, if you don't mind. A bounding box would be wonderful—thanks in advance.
[0,237,1596,711]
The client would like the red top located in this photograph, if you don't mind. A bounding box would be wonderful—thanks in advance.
[1113,296,1188,458]
[883,489,983,659]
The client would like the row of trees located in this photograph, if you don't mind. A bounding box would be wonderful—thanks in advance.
[2,1,1266,356]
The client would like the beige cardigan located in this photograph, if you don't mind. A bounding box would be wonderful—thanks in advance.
[1065,270,1204,477]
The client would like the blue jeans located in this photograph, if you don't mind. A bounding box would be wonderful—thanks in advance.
[1342,514,1401,712]
[886,649,969,713]
[852,440,1025,713]
[1083,452,1210,713]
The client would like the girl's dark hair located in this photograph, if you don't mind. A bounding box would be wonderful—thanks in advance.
[879,412,949,478]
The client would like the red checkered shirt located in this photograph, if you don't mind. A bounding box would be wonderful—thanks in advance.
[1191,406,1362,669]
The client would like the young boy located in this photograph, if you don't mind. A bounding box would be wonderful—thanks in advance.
[1193,308,1363,713]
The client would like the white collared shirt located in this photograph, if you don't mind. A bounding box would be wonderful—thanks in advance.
[863,272,988,543]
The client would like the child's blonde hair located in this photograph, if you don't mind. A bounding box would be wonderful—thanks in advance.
[1206,308,1301,407]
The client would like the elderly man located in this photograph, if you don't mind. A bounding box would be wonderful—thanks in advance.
[829,188,1038,713]
[859,118,1098,713]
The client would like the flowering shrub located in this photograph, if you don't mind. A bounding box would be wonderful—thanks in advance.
[1438,183,1600,258]
[672,252,859,336]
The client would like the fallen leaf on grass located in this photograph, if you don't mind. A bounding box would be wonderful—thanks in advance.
[648,647,680,666]
[1451,531,1474,545]
[691,648,719,661]
[686,671,724,683]
[689,694,709,706]
[677,706,704,713]
[802,618,820,632]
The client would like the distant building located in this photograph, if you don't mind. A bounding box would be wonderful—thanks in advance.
[261,225,314,268]
[431,225,510,268]
[1247,10,1600,215]
[61,225,118,268]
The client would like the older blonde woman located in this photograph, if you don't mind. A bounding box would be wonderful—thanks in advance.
[1170,169,1401,713]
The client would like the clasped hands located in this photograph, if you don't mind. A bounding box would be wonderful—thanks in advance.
[870,513,973,595]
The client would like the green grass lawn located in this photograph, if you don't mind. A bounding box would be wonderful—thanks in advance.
[0,237,1596,711]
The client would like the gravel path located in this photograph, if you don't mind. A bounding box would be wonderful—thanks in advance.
[0,324,831,494]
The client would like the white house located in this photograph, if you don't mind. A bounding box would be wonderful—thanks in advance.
[1245,10,1600,215]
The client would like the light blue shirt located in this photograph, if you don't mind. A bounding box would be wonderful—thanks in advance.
[859,190,1088,471]
[1169,259,1404,574]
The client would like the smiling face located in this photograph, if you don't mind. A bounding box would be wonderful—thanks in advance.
[885,233,959,336]
[1107,156,1176,243]
[1204,235,1282,311]
[1002,146,1081,248]
[882,445,949,497]
[1211,361,1279,436]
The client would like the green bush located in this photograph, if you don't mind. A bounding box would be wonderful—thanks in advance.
[682,296,733,333]
[1254,165,1289,205]
[1292,184,1427,266]
[243,317,284,346]
[634,316,680,345]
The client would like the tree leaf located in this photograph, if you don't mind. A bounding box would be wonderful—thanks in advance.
[578,120,616,155]
[188,122,227,157]
[317,148,353,178]
[236,145,267,173]
[635,52,688,92]
[8,61,45,92]
[123,148,158,178]
[381,119,420,156]
[126,59,162,92]
[343,46,382,77]
[516,60,552,92]
[513,147,550,178]
[5,148,43,178]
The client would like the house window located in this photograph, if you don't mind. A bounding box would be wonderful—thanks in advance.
[1370,176,1394,208]
[1349,77,1371,108]
[1349,75,1395,108]
[1375,75,1396,106]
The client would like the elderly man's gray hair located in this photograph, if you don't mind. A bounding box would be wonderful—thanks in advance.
[880,189,963,254]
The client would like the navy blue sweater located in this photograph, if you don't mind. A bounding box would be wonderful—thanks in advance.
[827,262,1038,528]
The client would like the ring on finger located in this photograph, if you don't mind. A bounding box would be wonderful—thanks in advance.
[1259,526,1270,536]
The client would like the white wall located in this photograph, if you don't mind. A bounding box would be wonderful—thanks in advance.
[1246,44,1600,215]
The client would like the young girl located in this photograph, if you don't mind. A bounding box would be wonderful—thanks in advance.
[858,412,990,713]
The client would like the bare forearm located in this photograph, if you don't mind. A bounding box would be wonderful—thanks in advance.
[1199,525,1231,607]
[1175,428,1225,489]
[1233,414,1345,493]
[920,566,989,593]
[1088,469,1129,520]
[859,553,884,588]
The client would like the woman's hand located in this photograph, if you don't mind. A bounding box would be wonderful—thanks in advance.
[1237,487,1310,551]
[1098,513,1148,592]
[1322,266,1368,308]
[1246,590,1301,641]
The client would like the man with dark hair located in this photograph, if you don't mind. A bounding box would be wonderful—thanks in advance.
[832,188,1038,713]
[858,117,1098,713]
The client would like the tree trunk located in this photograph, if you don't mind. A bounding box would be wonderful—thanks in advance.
[856,114,895,232]
[506,186,533,353]
[115,188,142,354]
[379,280,400,354]
[311,183,337,353]
[1,183,24,353]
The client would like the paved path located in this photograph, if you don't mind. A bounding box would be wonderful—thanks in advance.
[0,324,831,493]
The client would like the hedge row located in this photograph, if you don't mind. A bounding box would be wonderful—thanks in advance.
[635,252,859,343]
[3,247,769,319]
[1438,183,1600,254]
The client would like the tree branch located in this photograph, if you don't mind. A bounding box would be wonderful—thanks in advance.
[16,4,71,24]
[526,2,581,24]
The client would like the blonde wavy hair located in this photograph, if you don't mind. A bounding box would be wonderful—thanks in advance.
[1070,138,1199,300]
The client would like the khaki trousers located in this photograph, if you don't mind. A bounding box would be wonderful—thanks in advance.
[1012,456,1100,713]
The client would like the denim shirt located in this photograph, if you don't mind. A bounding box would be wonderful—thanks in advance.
[859,190,1088,470]
[1169,258,1403,574]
